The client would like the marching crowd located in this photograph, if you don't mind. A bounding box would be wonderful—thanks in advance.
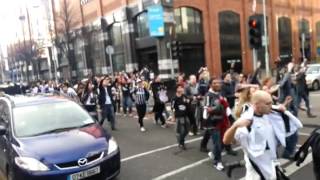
[14,58,320,180]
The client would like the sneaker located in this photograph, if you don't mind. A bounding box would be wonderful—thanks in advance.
[208,152,213,159]
[214,162,224,171]
[154,120,158,125]
[140,127,146,132]
[188,132,194,136]
[161,124,167,128]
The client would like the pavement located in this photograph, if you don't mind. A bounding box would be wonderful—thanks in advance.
[106,91,320,180]
[1,91,319,180]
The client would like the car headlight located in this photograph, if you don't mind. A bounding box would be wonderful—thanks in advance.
[15,157,49,171]
[107,137,118,155]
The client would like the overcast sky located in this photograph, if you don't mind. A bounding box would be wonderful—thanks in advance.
[0,0,22,55]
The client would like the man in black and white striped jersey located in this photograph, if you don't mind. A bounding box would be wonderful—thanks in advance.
[132,79,150,132]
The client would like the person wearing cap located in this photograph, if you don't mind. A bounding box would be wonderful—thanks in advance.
[132,78,150,132]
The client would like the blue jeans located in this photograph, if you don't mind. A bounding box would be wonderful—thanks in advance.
[122,96,132,114]
[283,131,298,159]
[296,91,311,116]
[211,129,222,164]
[101,104,115,129]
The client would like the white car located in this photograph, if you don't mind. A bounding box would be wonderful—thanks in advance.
[306,64,320,90]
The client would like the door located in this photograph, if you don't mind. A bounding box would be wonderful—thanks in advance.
[137,48,159,75]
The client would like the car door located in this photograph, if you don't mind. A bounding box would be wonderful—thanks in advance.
[0,100,10,173]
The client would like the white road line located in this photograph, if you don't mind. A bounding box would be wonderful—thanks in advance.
[299,132,311,136]
[151,146,242,180]
[285,152,313,176]
[121,137,202,162]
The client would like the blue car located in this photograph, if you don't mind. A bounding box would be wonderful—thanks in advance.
[0,94,120,180]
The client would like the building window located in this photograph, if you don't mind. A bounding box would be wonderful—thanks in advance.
[298,19,311,60]
[135,12,149,38]
[174,7,203,34]
[110,23,123,47]
[218,11,242,73]
[110,22,125,72]
[278,17,292,62]
[112,53,125,73]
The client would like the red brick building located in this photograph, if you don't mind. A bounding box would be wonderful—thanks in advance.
[52,0,320,80]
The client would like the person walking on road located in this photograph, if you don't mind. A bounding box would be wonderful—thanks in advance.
[98,76,116,130]
[171,85,190,150]
[81,80,98,120]
[151,75,167,128]
[132,79,150,132]
[201,77,228,171]
[224,90,291,180]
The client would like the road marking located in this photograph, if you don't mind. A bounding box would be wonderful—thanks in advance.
[120,132,309,163]
[299,132,311,136]
[121,137,202,162]
[285,152,312,176]
[151,146,242,180]
[238,144,303,180]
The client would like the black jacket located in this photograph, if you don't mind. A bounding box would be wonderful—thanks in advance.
[221,81,235,108]
[98,85,114,106]
[294,128,320,180]
[204,91,225,128]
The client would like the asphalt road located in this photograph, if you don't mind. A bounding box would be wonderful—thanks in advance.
[1,92,319,180]
[107,91,320,180]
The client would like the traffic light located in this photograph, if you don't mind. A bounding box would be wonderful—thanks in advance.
[171,40,182,59]
[248,15,263,49]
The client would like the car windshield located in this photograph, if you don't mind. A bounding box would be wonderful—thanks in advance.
[306,66,320,74]
[13,101,95,137]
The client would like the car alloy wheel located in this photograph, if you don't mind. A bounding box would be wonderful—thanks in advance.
[312,80,320,90]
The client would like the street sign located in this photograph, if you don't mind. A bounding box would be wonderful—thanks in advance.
[148,5,165,37]
[106,45,114,55]
[105,45,114,76]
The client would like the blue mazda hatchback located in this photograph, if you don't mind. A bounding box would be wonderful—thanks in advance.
[0,94,120,180]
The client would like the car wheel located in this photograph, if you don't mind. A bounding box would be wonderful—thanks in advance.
[312,80,320,90]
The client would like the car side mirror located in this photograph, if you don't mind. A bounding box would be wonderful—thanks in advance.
[0,125,6,136]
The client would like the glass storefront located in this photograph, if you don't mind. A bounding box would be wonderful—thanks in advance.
[218,11,242,73]
[110,22,125,73]
[135,12,149,38]
[174,7,205,75]
[174,7,202,34]
[298,19,311,60]
[278,17,293,63]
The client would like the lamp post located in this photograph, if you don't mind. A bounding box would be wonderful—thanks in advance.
[262,0,270,76]
[19,14,29,83]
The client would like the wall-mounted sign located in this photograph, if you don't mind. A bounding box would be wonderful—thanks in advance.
[148,5,165,37]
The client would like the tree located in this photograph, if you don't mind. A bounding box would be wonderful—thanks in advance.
[54,0,79,80]
[10,40,42,82]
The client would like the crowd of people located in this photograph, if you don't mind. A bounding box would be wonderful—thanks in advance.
[8,58,320,179]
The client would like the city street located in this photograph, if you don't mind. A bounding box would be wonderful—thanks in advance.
[0,92,318,180]
[104,91,320,180]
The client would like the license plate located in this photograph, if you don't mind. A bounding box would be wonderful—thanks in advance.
[68,166,100,180]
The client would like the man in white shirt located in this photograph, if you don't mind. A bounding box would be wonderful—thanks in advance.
[223,90,286,180]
